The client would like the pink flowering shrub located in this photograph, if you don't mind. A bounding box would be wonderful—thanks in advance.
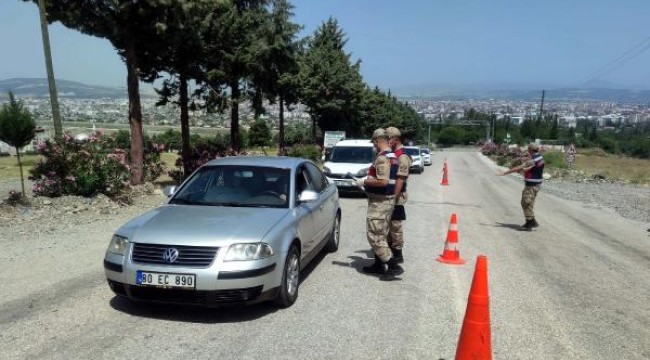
[29,131,164,198]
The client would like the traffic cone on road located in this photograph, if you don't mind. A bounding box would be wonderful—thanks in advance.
[436,213,465,265]
[455,255,492,360]
[441,160,449,186]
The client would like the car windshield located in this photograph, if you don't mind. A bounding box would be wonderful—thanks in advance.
[329,146,375,164]
[170,165,291,208]
[422,149,430,154]
[404,148,420,156]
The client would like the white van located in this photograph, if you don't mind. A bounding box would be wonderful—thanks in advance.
[323,139,375,192]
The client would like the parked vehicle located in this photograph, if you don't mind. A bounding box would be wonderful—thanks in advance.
[104,156,341,308]
[323,139,375,193]
[421,148,432,166]
[404,146,425,173]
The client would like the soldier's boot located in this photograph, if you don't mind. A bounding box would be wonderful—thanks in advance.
[379,257,404,281]
[362,255,385,274]
[530,218,539,228]
[391,248,404,264]
[521,219,534,230]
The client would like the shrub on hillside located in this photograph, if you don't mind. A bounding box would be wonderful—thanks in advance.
[29,131,164,198]
[287,144,321,163]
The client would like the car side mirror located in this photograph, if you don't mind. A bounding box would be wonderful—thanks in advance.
[163,185,177,197]
[298,190,318,203]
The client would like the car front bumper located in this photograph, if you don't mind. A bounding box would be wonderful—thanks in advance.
[104,249,282,307]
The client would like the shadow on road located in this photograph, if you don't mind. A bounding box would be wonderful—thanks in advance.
[331,249,403,281]
[108,250,331,323]
[492,222,530,232]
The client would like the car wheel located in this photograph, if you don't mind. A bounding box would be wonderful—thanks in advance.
[325,213,340,252]
[274,245,300,308]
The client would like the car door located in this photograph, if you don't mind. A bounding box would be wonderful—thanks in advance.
[305,162,336,244]
[294,165,319,259]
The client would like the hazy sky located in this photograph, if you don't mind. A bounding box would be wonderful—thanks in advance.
[2,0,650,90]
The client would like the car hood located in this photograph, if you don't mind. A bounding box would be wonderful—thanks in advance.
[117,205,289,246]
[324,162,371,176]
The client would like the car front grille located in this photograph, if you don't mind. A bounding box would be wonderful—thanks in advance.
[118,284,264,306]
[131,243,218,267]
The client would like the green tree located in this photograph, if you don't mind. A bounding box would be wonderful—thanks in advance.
[0,92,36,197]
[27,0,169,184]
[300,17,365,139]
[153,0,222,178]
[248,118,272,150]
[437,126,465,146]
[549,115,559,140]
[204,0,268,152]
[255,0,302,154]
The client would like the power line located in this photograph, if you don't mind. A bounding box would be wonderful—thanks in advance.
[577,36,650,86]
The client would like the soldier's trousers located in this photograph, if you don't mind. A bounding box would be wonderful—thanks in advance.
[366,195,394,262]
[521,185,541,220]
[389,205,406,250]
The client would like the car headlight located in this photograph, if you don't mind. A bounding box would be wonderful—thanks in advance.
[323,166,331,175]
[224,243,274,261]
[107,234,129,256]
[356,168,369,177]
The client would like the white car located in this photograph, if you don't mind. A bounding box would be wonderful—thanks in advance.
[421,148,432,166]
[323,139,374,193]
[404,146,424,174]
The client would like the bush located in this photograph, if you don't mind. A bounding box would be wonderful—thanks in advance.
[287,144,321,163]
[29,131,164,198]
[541,150,567,169]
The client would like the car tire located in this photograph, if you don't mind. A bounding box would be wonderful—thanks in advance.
[273,245,300,308]
[325,213,340,252]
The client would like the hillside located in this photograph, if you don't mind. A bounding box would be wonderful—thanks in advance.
[0,78,156,99]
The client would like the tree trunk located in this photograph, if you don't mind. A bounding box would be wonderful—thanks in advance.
[37,0,62,139]
[278,94,285,154]
[16,147,25,197]
[230,82,240,152]
[179,73,192,178]
[311,116,316,142]
[124,33,144,185]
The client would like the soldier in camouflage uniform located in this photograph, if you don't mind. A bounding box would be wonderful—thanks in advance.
[356,128,404,280]
[386,126,411,263]
[499,143,545,230]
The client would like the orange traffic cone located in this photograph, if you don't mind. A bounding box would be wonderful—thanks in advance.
[441,160,449,186]
[455,255,492,360]
[436,213,465,265]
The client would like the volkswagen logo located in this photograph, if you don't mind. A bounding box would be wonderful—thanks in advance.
[162,248,180,263]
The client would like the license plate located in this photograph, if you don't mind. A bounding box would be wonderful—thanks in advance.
[136,271,196,289]
[335,180,353,186]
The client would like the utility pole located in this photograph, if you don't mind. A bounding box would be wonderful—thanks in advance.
[539,90,545,121]
[37,0,62,138]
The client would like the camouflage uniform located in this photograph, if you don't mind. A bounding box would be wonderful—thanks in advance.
[521,152,544,221]
[389,144,411,251]
[366,151,397,262]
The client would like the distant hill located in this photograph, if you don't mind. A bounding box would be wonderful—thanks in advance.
[392,83,650,103]
[0,78,156,99]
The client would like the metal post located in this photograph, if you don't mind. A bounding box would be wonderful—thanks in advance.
[37,0,62,138]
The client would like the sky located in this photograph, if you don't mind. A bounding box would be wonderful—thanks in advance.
[1,0,650,91]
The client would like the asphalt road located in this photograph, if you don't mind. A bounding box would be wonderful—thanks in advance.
[1,150,649,359]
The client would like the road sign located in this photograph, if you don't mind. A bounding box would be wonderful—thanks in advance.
[324,131,345,148]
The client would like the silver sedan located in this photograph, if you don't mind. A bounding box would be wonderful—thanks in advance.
[104,156,341,308]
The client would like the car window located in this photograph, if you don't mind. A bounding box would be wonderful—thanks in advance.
[305,163,327,192]
[329,146,374,164]
[171,165,290,208]
[404,148,420,156]
[295,167,313,198]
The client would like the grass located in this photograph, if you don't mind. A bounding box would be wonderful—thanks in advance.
[0,155,39,181]
[572,152,650,184]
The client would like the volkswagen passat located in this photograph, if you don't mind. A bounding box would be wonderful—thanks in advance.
[104,156,341,308]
